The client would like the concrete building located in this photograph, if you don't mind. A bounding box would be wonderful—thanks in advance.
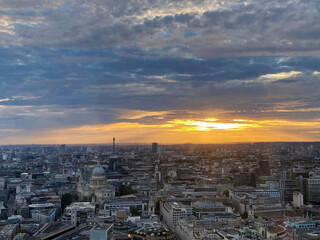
[191,200,232,219]
[64,202,95,225]
[0,224,19,239]
[293,191,304,208]
[90,224,113,240]
[234,172,256,187]
[160,201,190,230]
[229,186,284,217]
[104,200,148,216]
[306,177,320,204]
[31,208,56,223]
[279,171,299,203]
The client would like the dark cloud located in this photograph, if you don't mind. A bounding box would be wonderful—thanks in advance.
[0,0,319,56]
[0,0,319,141]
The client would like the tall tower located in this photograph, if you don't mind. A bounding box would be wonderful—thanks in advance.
[113,137,116,154]
[152,142,158,154]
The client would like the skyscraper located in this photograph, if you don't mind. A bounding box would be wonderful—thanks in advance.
[152,142,158,153]
[113,137,116,154]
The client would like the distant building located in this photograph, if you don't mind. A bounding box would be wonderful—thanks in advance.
[306,177,320,204]
[292,191,304,208]
[31,208,56,223]
[63,202,95,225]
[160,201,190,230]
[90,224,113,240]
[58,144,66,155]
[234,172,256,187]
[300,233,320,240]
[0,202,7,219]
[279,171,299,203]
[152,143,158,154]
[256,160,270,177]
[0,178,6,190]
[0,224,19,239]
[229,186,284,217]
[77,165,115,204]
[191,200,233,219]
[157,146,165,155]
[104,200,148,216]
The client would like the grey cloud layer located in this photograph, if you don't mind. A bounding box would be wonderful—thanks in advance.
[0,0,319,141]
[0,0,320,56]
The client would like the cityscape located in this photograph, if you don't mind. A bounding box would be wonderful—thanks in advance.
[0,0,320,239]
[0,141,318,239]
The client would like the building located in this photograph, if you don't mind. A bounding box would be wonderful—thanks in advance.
[31,208,56,223]
[58,144,66,155]
[229,186,284,217]
[63,202,95,225]
[234,172,256,187]
[255,160,270,177]
[300,233,320,240]
[306,177,320,204]
[90,224,113,240]
[279,171,299,203]
[29,203,56,221]
[191,200,232,219]
[104,200,148,216]
[152,143,158,154]
[286,219,319,239]
[238,227,260,239]
[0,224,19,239]
[293,191,304,208]
[160,201,190,230]
[77,165,115,204]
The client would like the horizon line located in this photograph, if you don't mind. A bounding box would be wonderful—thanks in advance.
[0,140,319,146]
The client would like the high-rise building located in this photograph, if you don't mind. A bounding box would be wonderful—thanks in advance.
[306,177,320,204]
[152,142,158,153]
[279,171,299,203]
[113,137,116,154]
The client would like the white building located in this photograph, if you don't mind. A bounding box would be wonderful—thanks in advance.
[160,201,190,230]
[293,191,304,208]
[31,208,56,223]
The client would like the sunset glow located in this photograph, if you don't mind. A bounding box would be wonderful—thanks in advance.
[0,0,319,144]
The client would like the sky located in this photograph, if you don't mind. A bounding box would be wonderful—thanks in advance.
[0,0,320,144]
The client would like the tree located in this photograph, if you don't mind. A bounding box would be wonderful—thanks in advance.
[14,171,21,178]
[155,200,160,214]
[73,194,79,201]
[223,190,229,198]
[130,206,140,216]
[118,185,137,196]
[61,193,73,211]
[241,212,248,219]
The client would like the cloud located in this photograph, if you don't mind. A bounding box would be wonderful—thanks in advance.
[7,116,318,144]
[0,1,319,143]
[0,0,318,57]
[257,71,302,82]
[117,109,172,120]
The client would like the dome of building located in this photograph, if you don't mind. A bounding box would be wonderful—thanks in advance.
[92,166,105,178]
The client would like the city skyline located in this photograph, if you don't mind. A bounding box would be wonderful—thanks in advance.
[0,0,320,144]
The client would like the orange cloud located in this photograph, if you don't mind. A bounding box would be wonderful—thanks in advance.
[19,117,319,144]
